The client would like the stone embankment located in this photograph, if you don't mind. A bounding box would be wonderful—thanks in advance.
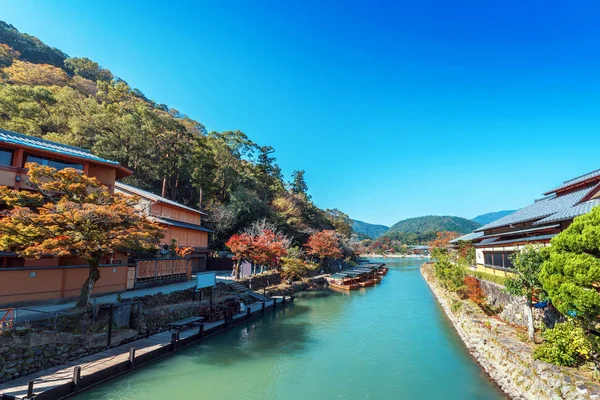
[421,264,600,400]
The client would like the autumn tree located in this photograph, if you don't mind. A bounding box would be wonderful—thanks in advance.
[4,60,69,86]
[225,233,253,279]
[305,230,343,267]
[429,231,460,251]
[0,44,19,68]
[0,163,163,307]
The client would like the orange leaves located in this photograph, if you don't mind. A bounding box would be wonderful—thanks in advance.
[225,229,288,267]
[429,231,460,251]
[175,246,194,257]
[0,163,164,260]
[304,230,342,261]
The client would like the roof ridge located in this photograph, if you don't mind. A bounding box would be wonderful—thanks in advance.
[0,128,93,154]
[563,168,600,185]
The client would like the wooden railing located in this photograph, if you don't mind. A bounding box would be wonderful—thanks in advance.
[136,258,191,282]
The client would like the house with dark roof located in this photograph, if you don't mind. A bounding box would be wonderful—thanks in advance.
[115,182,213,273]
[459,169,600,276]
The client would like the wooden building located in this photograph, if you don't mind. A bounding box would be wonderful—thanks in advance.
[453,169,600,276]
[114,183,213,273]
[0,129,133,305]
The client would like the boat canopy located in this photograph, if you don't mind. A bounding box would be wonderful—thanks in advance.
[343,271,364,277]
[329,273,349,279]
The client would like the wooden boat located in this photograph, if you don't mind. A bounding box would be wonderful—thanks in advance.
[357,279,376,287]
[327,273,360,290]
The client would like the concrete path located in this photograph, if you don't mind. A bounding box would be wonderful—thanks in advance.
[0,297,290,400]
[13,280,199,323]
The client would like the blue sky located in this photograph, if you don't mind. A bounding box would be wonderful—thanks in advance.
[2,1,600,226]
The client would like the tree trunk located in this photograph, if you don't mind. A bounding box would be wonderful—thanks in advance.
[76,258,101,308]
[234,259,241,280]
[524,301,535,341]
[161,176,167,198]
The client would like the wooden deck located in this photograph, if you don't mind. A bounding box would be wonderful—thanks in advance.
[0,296,292,400]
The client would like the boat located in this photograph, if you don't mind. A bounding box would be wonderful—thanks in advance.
[327,273,360,290]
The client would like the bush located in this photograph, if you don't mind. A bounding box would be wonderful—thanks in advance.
[280,257,319,281]
[533,320,593,367]
[434,258,466,293]
[464,276,485,305]
[468,270,507,286]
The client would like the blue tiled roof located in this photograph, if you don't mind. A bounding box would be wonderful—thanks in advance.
[476,185,595,231]
[0,129,119,165]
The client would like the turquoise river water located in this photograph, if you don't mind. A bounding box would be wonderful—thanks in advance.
[77,258,505,399]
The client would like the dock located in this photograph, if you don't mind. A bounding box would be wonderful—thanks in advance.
[0,296,293,400]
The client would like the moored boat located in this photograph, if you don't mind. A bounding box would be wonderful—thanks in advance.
[327,273,360,290]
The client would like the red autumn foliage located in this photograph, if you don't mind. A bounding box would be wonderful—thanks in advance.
[305,230,343,263]
[225,233,254,262]
[429,231,460,251]
[464,275,485,305]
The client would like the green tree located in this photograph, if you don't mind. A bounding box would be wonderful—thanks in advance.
[540,207,600,323]
[290,170,309,198]
[505,245,546,341]
[64,57,112,82]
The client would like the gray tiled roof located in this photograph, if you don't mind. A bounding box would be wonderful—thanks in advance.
[152,216,213,233]
[534,198,600,225]
[476,185,595,231]
[0,129,119,165]
[475,233,557,247]
[545,169,600,195]
[115,182,207,216]
[449,231,484,243]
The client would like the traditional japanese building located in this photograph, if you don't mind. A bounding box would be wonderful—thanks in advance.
[455,169,600,276]
[0,129,133,305]
[114,183,212,272]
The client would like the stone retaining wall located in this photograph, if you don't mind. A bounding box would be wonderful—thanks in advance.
[0,330,137,383]
[422,264,600,400]
[478,279,563,329]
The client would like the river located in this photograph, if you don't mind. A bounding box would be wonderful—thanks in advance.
[77,258,505,399]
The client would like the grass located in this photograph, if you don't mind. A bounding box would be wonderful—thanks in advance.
[467,270,507,286]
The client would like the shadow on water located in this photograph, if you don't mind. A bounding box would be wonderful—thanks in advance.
[179,303,313,366]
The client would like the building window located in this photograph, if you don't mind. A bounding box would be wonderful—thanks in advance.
[24,154,83,171]
[483,251,514,269]
[0,148,13,166]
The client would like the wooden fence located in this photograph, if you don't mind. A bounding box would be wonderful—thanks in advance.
[136,258,191,283]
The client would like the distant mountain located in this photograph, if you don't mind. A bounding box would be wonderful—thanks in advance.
[471,210,516,226]
[351,219,389,239]
[386,215,481,235]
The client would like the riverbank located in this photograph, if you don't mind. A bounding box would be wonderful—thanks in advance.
[0,295,293,399]
[421,263,600,400]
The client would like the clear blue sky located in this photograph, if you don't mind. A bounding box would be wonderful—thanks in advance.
[2,1,600,226]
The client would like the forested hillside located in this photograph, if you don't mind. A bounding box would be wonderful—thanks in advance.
[386,215,480,236]
[351,219,389,239]
[0,21,352,249]
[471,210,516,226]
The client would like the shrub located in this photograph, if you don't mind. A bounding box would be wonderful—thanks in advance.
[464,276,486,305]
[434,258,466,293]
[468,270,507,286]
[533,320,593,367]
[280,257,319,281]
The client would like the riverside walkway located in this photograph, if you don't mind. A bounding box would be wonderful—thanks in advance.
[0,296,292,400]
